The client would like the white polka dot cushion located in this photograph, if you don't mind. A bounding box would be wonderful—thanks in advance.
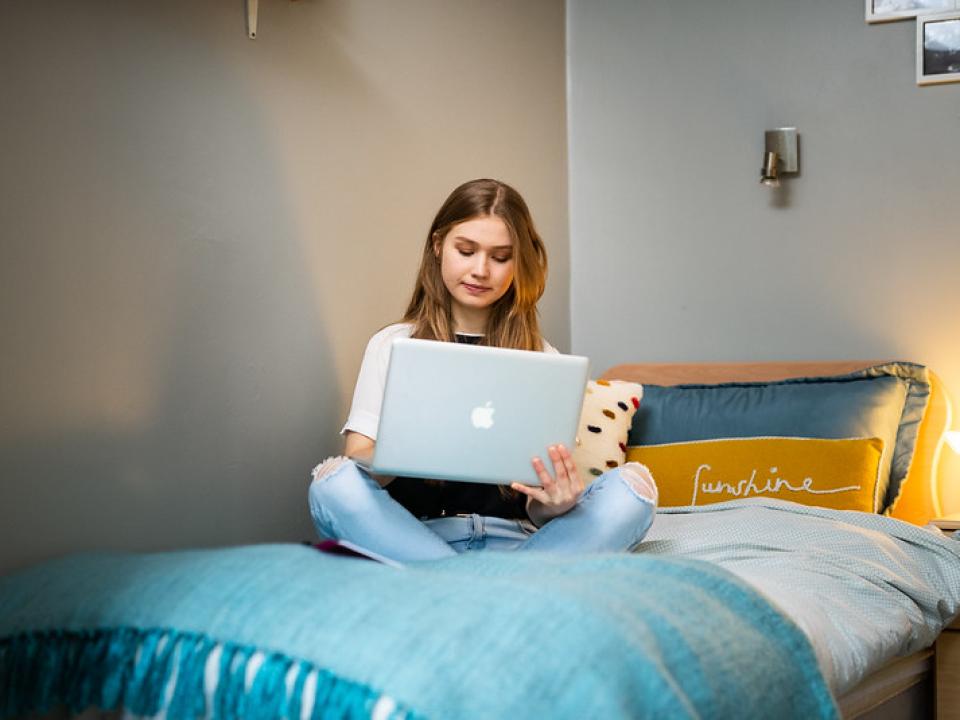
[573,379,644,483]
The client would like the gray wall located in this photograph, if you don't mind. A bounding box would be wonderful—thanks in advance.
[568,0,960,511]
[0,0,569,573]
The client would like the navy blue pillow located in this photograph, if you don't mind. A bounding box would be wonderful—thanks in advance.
[628,363,930,512]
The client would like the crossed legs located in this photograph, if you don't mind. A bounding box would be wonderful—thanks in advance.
[308,458,658,563]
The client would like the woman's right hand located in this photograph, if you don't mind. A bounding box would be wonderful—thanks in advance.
[511,443,584,527]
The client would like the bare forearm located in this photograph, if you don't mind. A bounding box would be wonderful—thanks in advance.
[343,433,394,487]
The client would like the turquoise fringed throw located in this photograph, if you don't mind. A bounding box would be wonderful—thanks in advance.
[0,545,838,719]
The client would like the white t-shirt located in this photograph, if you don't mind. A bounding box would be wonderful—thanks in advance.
[341,322,559,440]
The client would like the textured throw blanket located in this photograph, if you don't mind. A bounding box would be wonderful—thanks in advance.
[0,546,837,720]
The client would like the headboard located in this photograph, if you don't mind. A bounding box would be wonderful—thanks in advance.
[600,361,949,525]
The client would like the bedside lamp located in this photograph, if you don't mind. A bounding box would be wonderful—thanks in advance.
[945,431,960,454]
[933,430,960,529]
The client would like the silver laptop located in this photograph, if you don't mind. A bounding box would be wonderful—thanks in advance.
[361,338,589,485]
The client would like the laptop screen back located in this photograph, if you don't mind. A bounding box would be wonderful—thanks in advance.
[371,338,589,485]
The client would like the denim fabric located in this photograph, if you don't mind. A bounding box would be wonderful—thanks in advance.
[425,515,534,553]
[308,459,656,564]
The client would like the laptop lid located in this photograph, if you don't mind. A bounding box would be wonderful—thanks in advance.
[368,338,589,485]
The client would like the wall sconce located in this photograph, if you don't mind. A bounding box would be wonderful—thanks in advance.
[760,128,799,187]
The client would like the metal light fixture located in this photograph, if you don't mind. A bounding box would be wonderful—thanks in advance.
[761,151,781,187]
[760,128,799,187]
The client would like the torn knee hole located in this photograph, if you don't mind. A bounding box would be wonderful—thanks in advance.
[619,462,658,500]
[311,455,350,483]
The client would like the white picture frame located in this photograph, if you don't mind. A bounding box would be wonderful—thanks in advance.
[917,11,960,85]
[866,0,958,23]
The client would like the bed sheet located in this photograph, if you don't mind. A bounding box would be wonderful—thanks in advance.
[639,498,960,694]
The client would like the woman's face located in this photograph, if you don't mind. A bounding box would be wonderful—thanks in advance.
[435,215,515,329]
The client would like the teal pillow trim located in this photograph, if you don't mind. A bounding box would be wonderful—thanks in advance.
[628,362,930,513]
[0,626,417,720]
[848,363,930,511]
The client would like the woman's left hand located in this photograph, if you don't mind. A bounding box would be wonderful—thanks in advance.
[511,443,584,527]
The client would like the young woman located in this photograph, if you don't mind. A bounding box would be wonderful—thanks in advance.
[308,179,657,563]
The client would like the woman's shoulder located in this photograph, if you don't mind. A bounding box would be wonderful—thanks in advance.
[369,322,413,343]
[541,337,560,354]
[363,322,413,356]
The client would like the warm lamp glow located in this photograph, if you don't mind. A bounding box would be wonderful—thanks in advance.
[945,430,960,455]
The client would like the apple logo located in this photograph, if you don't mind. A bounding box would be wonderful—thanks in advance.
[470,401,495,429]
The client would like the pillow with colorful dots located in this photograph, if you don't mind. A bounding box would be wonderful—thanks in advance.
[572,379,644,483]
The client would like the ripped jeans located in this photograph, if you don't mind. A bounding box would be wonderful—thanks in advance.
[307,459,657,564]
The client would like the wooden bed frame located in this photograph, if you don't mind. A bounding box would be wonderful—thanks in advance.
[600,360,957,719]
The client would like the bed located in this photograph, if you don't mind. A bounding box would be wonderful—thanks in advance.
[597,360,960,719]
[1,360,959,720]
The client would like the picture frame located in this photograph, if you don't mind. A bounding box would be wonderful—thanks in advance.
[866,0,958,24]
[917,11,960,85]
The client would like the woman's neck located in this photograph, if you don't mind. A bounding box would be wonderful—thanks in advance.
[451,306,488,335]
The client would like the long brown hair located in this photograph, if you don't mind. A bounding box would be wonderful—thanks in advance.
[402,179,548,350]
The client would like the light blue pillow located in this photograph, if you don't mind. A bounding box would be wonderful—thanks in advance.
[628,363,930,512]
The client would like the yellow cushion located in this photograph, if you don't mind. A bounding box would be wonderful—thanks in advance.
[572,379,643,483]
[625,436,885,512]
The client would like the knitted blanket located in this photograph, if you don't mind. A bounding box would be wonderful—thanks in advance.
[0,545,837,719]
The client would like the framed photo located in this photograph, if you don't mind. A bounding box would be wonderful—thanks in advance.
[917,12,960,84]
[866,0,957,23]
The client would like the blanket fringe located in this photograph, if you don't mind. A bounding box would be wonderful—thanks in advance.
[0,628,417,720]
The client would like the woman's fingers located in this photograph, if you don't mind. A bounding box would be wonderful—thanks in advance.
[513,456,555,505]
[549,444,582,500]
[556,444,583,493]
[518,445,585,523]
[533,456,558,494]
[533,447,578,502]
[548,445,568,483]
[519,446,584,512]
[511,481,550,504]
